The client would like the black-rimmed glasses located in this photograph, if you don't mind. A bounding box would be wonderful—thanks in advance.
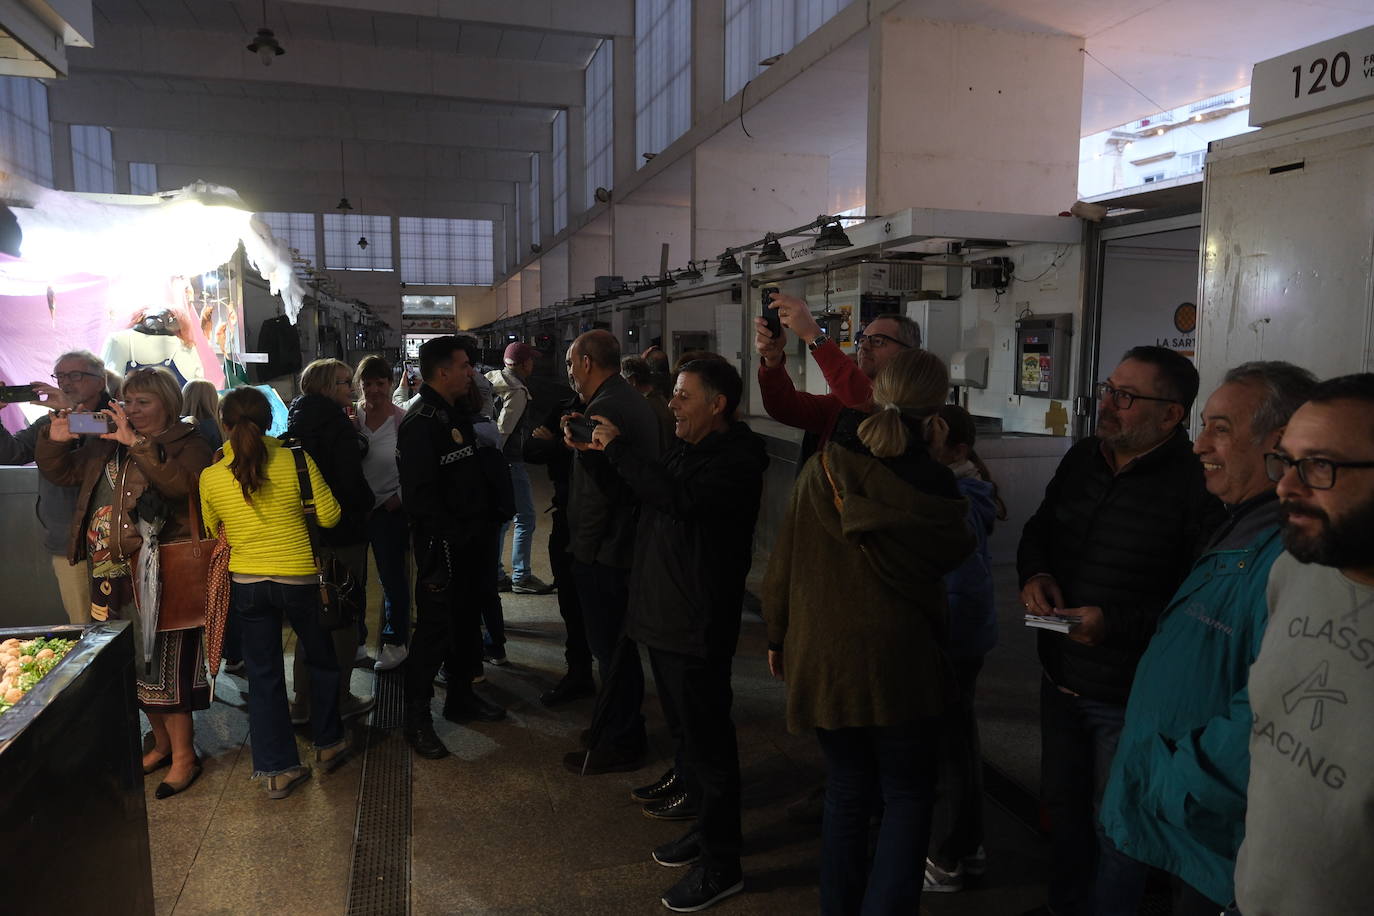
[855,333,910,350]
[1094,381,1179,410]
[1264,452,1374,490]
[51,371,100,383]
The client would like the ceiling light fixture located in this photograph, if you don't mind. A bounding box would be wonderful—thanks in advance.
[246,1,285,67]
[335,140,353,210]
[813,219,853,251]
[758,54,783,66]
[756,233,787,265]
[715,250,742,277]
[357,236,369,250]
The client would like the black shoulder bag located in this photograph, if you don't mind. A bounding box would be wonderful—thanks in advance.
[288,444,360,631]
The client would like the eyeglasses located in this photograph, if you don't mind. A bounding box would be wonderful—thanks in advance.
[51,371,100,383]
[855,333,910,350]
[1264,452,1374,490]
[334,378,352,387]
[1094,381,1179,410]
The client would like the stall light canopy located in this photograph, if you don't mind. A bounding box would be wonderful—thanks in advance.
[715,251,742,277]
[756,234,788,265]
[2,176,307,321]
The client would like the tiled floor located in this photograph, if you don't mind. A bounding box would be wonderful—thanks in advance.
[142,476,1056,915]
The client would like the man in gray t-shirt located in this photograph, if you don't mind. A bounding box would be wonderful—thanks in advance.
[1235,374,1374,916]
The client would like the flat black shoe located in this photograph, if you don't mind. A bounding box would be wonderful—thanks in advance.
[442,692,507,723]
[653,829,702,868]
[632,767,680,803]
[142,751,173,775]
[404,718,450,759]
[643,791,698,821]
[154,759,203,799]
[563,746,645,776]
[540,674,596,708]
[661,864,743,912]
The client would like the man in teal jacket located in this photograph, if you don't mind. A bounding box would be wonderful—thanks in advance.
[1099,361,1316,915]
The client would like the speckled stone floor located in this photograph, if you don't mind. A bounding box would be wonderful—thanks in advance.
[142,475,1055,916]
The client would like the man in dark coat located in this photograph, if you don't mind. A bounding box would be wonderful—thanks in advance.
[1018,346,1225,916]
[586,359,767,913]
[560,330,661,774]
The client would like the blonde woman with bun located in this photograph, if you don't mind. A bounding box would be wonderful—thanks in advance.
[762,348,975,914]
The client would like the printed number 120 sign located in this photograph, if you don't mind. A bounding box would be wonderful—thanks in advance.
[1250,25,1374,127]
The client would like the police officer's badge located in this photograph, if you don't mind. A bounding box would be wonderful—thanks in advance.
[451,428,464,444]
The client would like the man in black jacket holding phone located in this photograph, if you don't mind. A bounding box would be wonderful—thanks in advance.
[584,358,768,913]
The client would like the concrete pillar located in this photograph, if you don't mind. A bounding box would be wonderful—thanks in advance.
[113,159,132,194]
[540,241,570,308]
[866,10,1082,215]
[50,121,74,191]
[612,38,636,190]
[691,146,831,260]
[566,104,588,219]
[502,202,517,275]
[520,266,541,315]
[538,142,554,245]
[693,0,725,122]
[569,225,613,297]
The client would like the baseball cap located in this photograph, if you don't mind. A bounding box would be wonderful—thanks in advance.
[504,342,537,365]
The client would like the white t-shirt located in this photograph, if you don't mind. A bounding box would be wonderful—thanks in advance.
[358,406,401,509]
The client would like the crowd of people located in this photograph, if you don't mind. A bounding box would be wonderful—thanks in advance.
[1,291,1371,914]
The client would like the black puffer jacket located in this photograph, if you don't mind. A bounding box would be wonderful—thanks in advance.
[608,421,769,659]
[1017,427,1224,703]
[286,393,374,546]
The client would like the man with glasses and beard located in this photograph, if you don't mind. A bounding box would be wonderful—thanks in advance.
[0,350,113,624]
[1234,373,1374,916]
[1018,346,1225,916]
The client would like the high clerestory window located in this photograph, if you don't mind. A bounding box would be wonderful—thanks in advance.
[259,212,318,266]
[70,125,114,193]
[323,213,393,271]
[0,76,53,187]
[551,111,568,234]
[724,0,853,99]
[529,153,541,249]
[129,162,158,195]
[584,39,614,208]
[635,0,691,166]
[399,217,493,286]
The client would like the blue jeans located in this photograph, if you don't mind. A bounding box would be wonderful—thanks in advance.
[816,720,941,916]
[1039,677,1149,916]
[368,506,411,646]
[232,580,343,775]
[497,461,536,581]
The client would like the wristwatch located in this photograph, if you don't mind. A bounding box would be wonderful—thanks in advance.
[808,335,831,352]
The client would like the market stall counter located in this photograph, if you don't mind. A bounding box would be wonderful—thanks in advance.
[0,621,153,914]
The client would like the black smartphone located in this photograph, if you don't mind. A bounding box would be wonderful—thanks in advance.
[68,411,116,435]
[567,416,599,443]
[0,384,39,404]
[761,285,782,340]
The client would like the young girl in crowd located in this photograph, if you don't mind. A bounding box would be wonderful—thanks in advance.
[200,386,346,799]
[924,404,1006,893]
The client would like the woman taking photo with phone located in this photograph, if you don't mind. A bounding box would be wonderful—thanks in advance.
[199,385,347,799]
[35,366,213,798]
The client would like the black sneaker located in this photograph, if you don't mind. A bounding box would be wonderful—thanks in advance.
[562,745,645,776]
[643,792,698,821]
[511,574,555,595]
[497,575,513,593]
[443,691,507,723]
[540,674,596,707]
[403,714,449,760]
[632,767,680,803]
[652,829,701,868]
[660,864,743,912]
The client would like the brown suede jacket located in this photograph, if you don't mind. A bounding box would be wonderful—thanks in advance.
[35,420,212,566]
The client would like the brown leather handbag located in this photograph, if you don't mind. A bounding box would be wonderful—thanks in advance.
[153,495,218,631]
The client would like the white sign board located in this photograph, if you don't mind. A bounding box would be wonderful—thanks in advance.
[1251,25,1374,127]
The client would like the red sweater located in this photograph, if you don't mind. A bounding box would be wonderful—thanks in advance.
[757,341,873,443]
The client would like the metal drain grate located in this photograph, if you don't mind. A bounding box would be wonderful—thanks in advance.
[345,669,410,916]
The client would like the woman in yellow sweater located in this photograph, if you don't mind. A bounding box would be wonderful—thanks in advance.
[200,386,347,799]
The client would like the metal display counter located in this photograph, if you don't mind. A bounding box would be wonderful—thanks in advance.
[0,621,153,914]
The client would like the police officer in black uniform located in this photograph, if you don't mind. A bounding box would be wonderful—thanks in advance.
[399,336,515,759]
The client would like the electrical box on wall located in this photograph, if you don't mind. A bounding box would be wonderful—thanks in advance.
[949,348,989,388]
[970,257,1014,290]
[1014,314,1072,399]
[906,299,961,363]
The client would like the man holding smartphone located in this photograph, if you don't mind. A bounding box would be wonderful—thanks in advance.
[0,350,112,624]
[753,291,920,445]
